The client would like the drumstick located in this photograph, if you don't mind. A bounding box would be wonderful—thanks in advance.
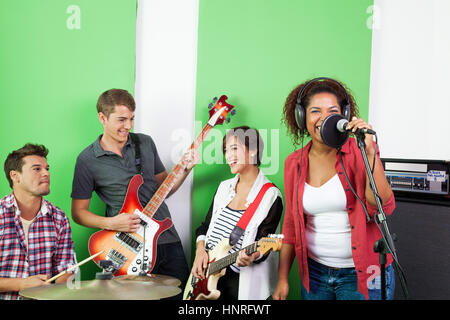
[46,250,104,283]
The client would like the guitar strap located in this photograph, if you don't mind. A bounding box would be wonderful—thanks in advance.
[129,133,143,174]
[229,182,276,246]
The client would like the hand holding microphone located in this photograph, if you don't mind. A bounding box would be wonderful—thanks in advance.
[342,117,377,156]
[320,114,377,150]
[337,116,376,135]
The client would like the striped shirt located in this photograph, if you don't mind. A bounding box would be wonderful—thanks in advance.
[205,206,245,273]
[0,193,77,300]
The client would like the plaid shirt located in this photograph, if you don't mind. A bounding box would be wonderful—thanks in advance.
[0,193,76,300]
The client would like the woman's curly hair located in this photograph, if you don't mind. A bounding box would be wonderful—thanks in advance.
[282,78,360,146]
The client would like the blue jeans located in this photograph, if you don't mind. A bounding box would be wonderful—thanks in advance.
[301,257,395,300]
[151,241,190,300]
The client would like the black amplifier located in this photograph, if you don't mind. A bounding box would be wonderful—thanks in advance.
[381,158,450,205]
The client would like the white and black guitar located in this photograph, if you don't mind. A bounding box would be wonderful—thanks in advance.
[183,234,283,300]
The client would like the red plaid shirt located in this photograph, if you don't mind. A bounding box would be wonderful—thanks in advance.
[0,193,76,300]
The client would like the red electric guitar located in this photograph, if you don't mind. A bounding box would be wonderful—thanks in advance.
[88,95,236,275]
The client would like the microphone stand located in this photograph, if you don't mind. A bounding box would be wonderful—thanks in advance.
[354,132,399,300]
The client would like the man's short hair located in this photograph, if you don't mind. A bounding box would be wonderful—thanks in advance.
[4,143,49,188]
[96,89,136,118]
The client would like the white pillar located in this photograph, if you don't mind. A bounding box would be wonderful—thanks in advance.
[134,0,200,261]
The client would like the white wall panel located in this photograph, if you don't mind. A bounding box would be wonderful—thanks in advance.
[369,0,450,161]
[134,0,199,261]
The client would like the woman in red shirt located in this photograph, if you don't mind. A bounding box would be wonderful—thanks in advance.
[273,77,396,300]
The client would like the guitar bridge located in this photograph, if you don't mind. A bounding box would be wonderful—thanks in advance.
[106,249,128,272]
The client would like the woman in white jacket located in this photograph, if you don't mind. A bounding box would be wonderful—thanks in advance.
[191,126,283,300]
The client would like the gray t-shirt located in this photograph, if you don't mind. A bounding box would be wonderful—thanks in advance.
[71,133,180,244]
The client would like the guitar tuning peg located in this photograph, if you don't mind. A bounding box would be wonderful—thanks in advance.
[230,109,236,116]
[208,103,213,109]
[212,97,218,102]
[225,117,231,124]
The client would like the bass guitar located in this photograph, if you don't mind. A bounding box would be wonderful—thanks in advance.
[183,234,283,300]
[88,95,236,275]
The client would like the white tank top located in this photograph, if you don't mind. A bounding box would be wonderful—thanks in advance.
[303,174,354,268]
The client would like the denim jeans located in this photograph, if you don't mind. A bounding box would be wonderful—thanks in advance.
[151,241,190,300]
[301,257,395,300]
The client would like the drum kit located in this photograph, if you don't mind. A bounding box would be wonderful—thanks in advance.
[19,256,182,300]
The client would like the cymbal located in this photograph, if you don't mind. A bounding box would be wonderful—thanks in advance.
[114,274,181,287]
[19,279,181,300]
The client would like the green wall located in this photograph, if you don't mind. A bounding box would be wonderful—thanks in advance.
[193,0,374,299]
[0,0,137,280]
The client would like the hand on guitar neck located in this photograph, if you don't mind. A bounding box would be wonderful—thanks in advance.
[236,250,261,267]
[191,240,261,281]
[181,149,200,172]
[156,149,200,199]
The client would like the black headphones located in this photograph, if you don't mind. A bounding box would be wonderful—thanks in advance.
[294,77,351,130]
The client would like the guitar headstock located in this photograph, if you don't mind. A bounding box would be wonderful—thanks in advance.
[257,234,284,255]
[207,95,236,127]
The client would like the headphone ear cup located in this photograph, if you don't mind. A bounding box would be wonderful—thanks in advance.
[295,103,305,130]
[342,103,351,121]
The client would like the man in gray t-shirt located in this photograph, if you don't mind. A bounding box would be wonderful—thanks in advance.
[71,89,196,293]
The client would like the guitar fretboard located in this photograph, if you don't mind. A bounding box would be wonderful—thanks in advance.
[142,124,213,218]
[208,242,259,275]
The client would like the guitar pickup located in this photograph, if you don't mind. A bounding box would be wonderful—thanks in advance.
[114,232,143,253]
[139,219,147,227]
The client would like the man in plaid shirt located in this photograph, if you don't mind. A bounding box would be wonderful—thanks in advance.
[0,144,77,300]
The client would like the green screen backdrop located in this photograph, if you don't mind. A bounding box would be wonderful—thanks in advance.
[0,0,137,280]
[193,0,374,299]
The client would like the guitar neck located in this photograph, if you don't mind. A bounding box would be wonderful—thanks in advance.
[142,124,213,218]
[208,242,259,275]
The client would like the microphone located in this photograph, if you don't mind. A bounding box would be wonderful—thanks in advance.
[320,114,377,149]
[336,118,376,135]
[320,114,349,149]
